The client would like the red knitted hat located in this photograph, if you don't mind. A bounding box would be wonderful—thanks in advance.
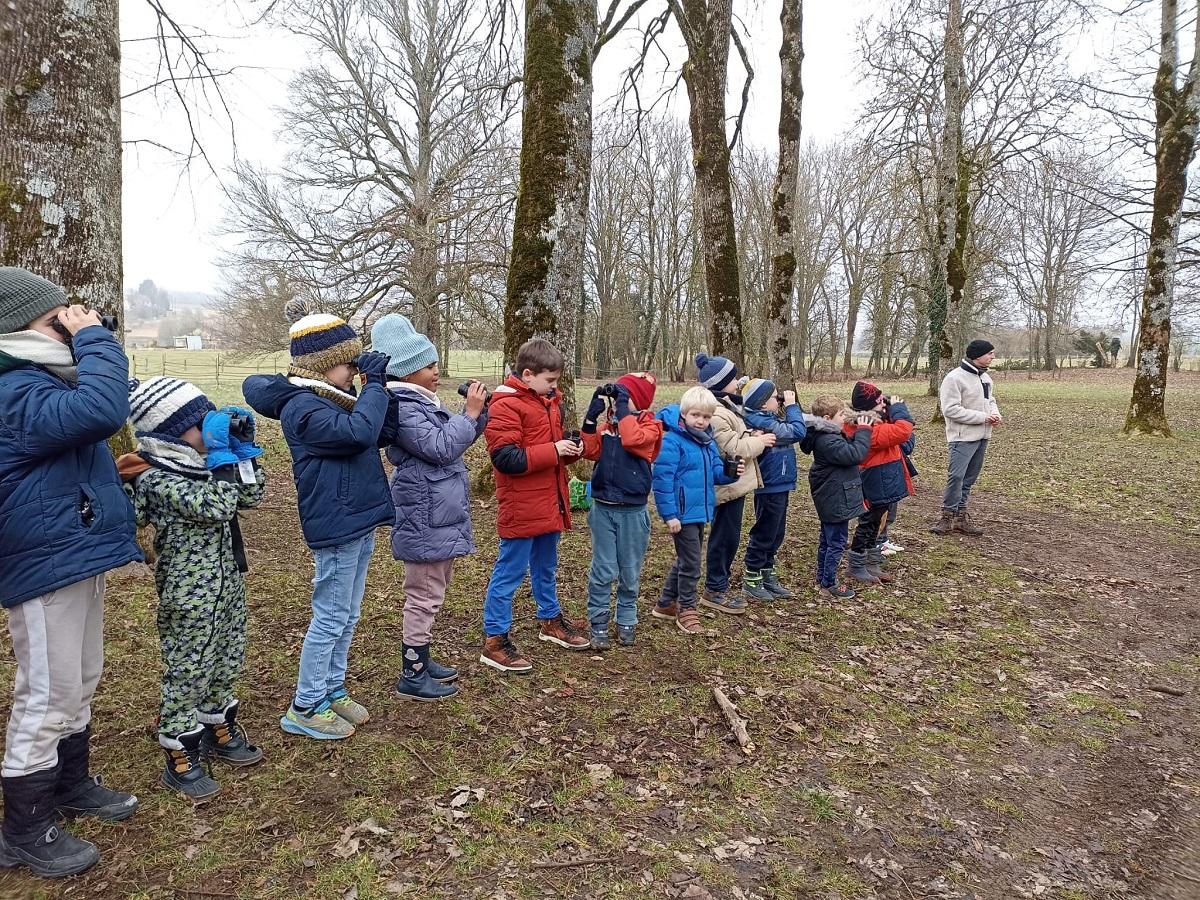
[617,372,657,411]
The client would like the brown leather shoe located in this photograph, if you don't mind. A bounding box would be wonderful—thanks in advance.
[651,599,679,620]
[930,510,955,535]
[953,510,984,536]
[676,608,703,634]
[537,614,591,650]
[480,633,533,673]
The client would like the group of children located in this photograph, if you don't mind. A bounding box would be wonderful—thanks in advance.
[0,264,918,879]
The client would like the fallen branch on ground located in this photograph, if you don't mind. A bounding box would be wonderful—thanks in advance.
[531,855,615,870]
[711,686,754,754]
[1149,684,1187,697]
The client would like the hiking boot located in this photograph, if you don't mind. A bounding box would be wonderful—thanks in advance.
[199,701,263,767]
[397,643,460,702]
[819,583,856,600]
[327,688,370,726]
[480,633,533,673]
[865,547,895,584]
[1,768,100,878]
[699,589,747,616]
[617,624,636,646]
[953,510,984,536]
[651,598,679,620]
[160,728,221,802]
[930,510,955,535]
[676,608,703,634]
[281,699,355,740]
[590,626,611,651]
[847,550,880,584]
[426,652,459,684]
[742,570,776,602]
[54,727,138,822]
[761,568,794,599]
[538,614,591,650]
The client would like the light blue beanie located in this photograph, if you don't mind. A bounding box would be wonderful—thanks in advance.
[371,313,438,378]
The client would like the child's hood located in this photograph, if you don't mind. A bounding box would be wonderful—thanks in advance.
[799,415,842,454]
[243,373,307,420]
[656,404,714,445]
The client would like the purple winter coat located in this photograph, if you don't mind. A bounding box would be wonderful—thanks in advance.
[385,384,486,563]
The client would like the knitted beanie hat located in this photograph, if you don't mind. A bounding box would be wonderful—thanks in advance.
[129,376,215,439]
[616,371,657,411]
[851,380,883,411]
[287,303,362,373]
[964,339,995,361]
[695,353,737,392]
[743,378,776,410]
[371,313,438,378]
[0,267,69,335]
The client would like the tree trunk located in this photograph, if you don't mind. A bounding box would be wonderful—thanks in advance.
[1124,0,1199,437]
[503,0,595,425]
[680,0,744,365]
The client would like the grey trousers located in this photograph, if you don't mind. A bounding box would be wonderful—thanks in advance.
[661,523,705,610]
[943,439,989,511]
[4,575,105,777]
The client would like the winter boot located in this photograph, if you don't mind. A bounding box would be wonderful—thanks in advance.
[930,509,956,535]
[760,568,794,599]
[953,509,984,536]
[590,625,611,651]
[865,547,895,584]
[617,624,636,646]
[742,570,776,602]
[426,651,459,684]
[397,644,460,702]
[847,550,881,584]
[53,726,138,822]
[480,633,533,673]
[160,727,221,802]
[200,701,264,767]
[0,768,100,878]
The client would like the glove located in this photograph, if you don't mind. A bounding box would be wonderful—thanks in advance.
[220,405,263,461]
[355,351,391,384]
[201,411,239,470]
[585,396,606,422]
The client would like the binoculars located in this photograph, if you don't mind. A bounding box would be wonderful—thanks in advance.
[567,430,583,448]
[50,313,118,340]
[457,380,492,404]
[597,383,620,399]
[722,454,743,478]
[228,413,254,442]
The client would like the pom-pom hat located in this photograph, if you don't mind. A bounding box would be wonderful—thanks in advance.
[286,301,362,373]
[695,353,737,392]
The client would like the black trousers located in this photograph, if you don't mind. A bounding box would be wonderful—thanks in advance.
[745,492,789,571]
[704,495,746,593]
[850,504,888,552]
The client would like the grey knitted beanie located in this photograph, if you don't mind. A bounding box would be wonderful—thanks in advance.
[0,267,69,335]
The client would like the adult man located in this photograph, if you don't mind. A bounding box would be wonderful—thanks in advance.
[931,339,1002,536]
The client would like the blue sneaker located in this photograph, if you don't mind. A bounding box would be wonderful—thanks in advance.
[280,699,354,740]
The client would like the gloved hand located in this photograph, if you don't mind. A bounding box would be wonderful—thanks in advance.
[355,351,391,384]
[585,395,606,422]
[220,405,263,461]
[201,411,239,470]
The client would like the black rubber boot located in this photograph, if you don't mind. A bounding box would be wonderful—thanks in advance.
[425,651,459,684]
[161,727,221,802]
[200,701,264,767]
[396,643,459,702]
[0,768,100,878]
[54,727,138,822]
[847,550,881,584]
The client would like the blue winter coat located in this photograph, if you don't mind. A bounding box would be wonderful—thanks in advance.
[743,403,807,494]
[0,326,142,607]
[243,374,392,550]
[384,385,486,563]
[651,404,738,525]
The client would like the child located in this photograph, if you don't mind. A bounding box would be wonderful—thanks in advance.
[243,306,393,740]
[694,353,775,613]
[651,387,743,634]
[580,372,664,649]
[371,314,487,701]
[739,379,807,600]
[878,430,916,557]
[799,397,873,599]
[480,338,589,673]
[121,378,266,801]
[845,381,915,585]
[0,268,142,878]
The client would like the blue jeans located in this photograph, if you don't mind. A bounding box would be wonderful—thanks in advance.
[483,533,561,636]
[295,532,375,708]
[586,503,651,628]
[816,521,849,588]
[704,495,746,593]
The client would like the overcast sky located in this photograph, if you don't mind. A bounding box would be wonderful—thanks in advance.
[118,0,876,296]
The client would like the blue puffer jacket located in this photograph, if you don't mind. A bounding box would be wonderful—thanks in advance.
[743,402,807,494]
[651,404,738,525]
[0,326,142,607]
[385,384,486,563]
[243,374,392,550]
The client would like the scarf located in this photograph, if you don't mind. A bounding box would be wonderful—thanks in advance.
[387,380,442,409]
[0,331,78,382]
[288,366,358,412]
[136,434,210,480]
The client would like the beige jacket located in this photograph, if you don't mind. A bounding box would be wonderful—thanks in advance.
[939,362,1000,443]
[710,402,769,504]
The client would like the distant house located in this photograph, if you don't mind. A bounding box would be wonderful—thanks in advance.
[173,335,204,350]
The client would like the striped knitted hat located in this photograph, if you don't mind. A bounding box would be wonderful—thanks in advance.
[743,378,776,410]
[128,376,215,439]
[288,307,362,373]
[695,353,737,392]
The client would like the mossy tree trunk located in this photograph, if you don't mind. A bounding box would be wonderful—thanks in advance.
[1124,0,1199,437]
[503,0,595,428]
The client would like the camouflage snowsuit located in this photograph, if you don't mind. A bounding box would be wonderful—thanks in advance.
[131,461,266,738]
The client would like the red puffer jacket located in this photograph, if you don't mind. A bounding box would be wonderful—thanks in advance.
[484,376,571,539]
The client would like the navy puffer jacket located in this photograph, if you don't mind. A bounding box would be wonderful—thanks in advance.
[800,417,872,523]
[384,384,485,563]
[0,327,142,607]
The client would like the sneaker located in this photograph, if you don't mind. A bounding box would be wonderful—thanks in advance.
[819,583,856,600]
[538,614,591,649]
[760,568,794,599]
[480,633,533,673]
[676,608,703,634]
[742,571,776,602]
[590,626,611,651]
[879,541,902,557]
[617,624,636,646]
[280,700,355,740]
[327,689,370,726]
[651,599,679,620]
[699,590,748,616]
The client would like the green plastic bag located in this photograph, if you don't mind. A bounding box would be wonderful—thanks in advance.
[568,476,593,511]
